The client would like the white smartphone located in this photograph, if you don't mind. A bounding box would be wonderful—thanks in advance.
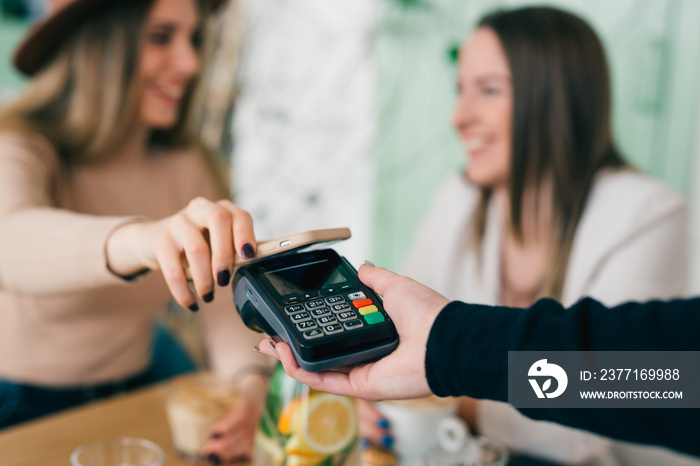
[233,227,352,267]
[174,228,350,277]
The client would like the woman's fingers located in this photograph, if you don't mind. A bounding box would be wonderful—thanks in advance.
[357,399,389,445]
[146,197,258,309]
[218,200,256,260]
[184,198,235,287]
[155,230,198,310]
[203,399,259,462]
[170,213,214,302]
[160,198,257,308]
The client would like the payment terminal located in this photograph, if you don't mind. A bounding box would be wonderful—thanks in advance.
[232,230,398,372]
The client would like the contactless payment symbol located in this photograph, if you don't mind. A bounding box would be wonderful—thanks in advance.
[528,359,568,399]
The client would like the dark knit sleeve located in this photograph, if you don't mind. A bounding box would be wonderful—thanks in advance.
[424,297,700,457]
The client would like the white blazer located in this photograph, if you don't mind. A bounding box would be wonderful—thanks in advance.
[402,169,694,465]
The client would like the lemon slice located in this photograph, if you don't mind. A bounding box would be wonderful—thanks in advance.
[286,453,328,466]
[284,435,313,456]
[296,393,357,455]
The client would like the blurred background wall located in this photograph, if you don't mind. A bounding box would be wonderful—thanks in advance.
[3,0,700,292]
[0,2,30,102]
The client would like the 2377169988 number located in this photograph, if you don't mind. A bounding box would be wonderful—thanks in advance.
[598,368,680,381]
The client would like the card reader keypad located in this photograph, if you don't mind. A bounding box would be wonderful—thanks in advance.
[286,291,386,340]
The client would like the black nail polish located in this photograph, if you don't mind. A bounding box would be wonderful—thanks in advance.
[203,291,214,303]
[188,303,199,312]
[217,269,231,287]
[207,453,222,465]
[242,243,254,259]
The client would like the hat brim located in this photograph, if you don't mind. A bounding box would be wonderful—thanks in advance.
[13,0,227,77]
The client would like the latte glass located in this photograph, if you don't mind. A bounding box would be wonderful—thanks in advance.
[165,373,237,462]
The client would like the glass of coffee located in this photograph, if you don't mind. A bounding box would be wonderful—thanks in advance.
[165,372,237,462]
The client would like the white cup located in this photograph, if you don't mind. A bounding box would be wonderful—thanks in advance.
[375,396,457,466]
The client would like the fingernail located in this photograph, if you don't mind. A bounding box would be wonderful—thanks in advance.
[360,438,370,448]
[217,269,231,287]
[378,418,390,429]
[203,291,214,303]
[210,432,222,440]
[253,344,261,353]
[242,243,254,259]
[268,341,279,358]
[188,303,199,312]
[206,453,222,465]
[364,260,375,267]
[381,435,394,448]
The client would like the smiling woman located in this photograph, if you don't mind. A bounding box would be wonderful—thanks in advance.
[358,6,689,466]
[452,27,512,191]
[0,0,272,463]
[139,0,202,129]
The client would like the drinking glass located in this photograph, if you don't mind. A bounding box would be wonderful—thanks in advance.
[70,437,165,466]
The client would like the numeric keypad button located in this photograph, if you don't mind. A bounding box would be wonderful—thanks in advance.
[284,304,305,314]
[317,315,338,326]
[322,324,344,335]
[310,307,331,318]
[305,300,325,310]
[331,302,351,313]
[324,295,345,305]
[296,320,318,331]
[290,312,311,323]
[337,310,358,322]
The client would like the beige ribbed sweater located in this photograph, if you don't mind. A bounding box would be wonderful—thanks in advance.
[0,131,267,387]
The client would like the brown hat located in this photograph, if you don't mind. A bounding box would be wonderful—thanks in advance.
[13,0,227,77]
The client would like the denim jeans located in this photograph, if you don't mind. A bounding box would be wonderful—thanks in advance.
[0,323,196,430]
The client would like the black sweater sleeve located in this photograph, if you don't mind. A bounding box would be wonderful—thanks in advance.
[425,297,700,457]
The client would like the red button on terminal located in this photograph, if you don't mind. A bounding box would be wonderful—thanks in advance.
[352,299,373,309]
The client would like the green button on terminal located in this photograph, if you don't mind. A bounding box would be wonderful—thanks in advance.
[364,312,385,325]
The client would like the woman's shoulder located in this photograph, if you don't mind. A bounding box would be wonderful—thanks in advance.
[0,129,61,170]
[586,168,686,223]
[564,168,689,304]
[416,172,482,235]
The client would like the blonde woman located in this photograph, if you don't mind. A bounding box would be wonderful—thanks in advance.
[360,7,690,466]
[0,0,268,462]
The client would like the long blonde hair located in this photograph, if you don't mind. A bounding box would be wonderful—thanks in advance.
[0,0,227,196]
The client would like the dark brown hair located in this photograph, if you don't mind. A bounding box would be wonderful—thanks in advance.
[472,6,627,299]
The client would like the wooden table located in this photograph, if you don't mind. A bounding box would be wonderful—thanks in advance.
[0,383,203,465]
